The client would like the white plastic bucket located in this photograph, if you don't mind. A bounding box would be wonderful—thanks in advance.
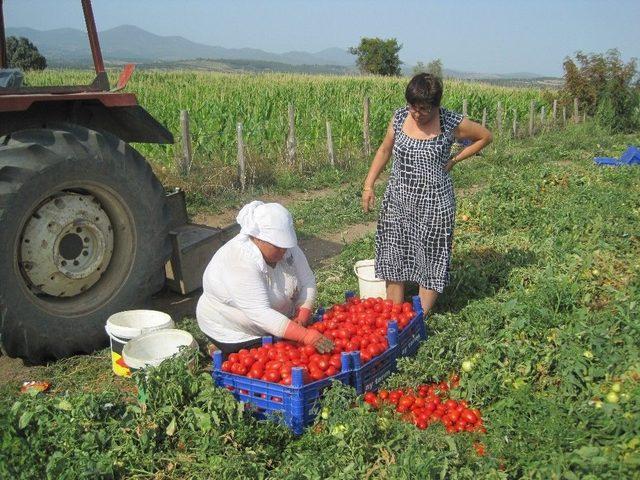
[122,329,197,371]
[105,310,174,377]
[353,259,387,299]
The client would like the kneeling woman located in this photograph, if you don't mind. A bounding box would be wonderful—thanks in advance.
[197,201,334,355]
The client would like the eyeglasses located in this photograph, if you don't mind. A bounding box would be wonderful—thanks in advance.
[408,104,432,116]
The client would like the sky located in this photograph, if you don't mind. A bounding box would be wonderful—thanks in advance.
[4,0,640,76]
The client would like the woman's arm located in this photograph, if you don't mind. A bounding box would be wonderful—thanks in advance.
[362,119,395,213]
[445,118,493,171]
[291,246,316,311]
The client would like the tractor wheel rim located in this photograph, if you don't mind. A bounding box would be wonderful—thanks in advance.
[20,192,114,297]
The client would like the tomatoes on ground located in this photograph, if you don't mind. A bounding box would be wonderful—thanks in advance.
[359,379,485,436]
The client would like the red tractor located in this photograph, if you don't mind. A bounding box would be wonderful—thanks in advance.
[0,0,214,363]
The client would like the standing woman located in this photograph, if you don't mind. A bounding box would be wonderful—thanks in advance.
[362,73,492,313]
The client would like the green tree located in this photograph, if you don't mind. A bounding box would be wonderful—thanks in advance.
[7,36,47,71]
[349,37,402,76]
[413,59,443,78]
[562,49,639,132]
[413,61,426,75]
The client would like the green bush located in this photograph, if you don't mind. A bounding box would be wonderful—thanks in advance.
[562,49,640,132]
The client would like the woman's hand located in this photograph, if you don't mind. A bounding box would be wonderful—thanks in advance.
[291,307,312,326]
[362,119,394,213]
[444,157,457,172]
[283,321,335,353]
[362,187,375,213]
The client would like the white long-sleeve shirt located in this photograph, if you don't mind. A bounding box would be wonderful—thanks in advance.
[196,233,316,344]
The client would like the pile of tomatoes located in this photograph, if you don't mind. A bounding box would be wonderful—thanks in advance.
[220,342,344,385]
[309,296,417,364]
[219,296,417,385]
[363,379,486,433]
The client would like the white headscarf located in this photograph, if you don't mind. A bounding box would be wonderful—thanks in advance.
[236,201,297,248]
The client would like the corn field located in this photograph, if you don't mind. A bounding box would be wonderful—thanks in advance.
[26,70,561,188]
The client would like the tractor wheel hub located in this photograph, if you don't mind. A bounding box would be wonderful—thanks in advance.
[20,193,114,297]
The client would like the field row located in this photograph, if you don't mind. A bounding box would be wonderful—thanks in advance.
[29,70,553,166]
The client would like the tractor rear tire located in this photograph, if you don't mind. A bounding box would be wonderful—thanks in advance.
[0,124,171,363]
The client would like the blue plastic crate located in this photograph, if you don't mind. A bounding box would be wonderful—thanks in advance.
[396,296,427,358]
[212,340,351,435]
[350,321,400,394]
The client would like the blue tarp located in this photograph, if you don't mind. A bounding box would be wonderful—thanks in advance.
[594,146,640,167]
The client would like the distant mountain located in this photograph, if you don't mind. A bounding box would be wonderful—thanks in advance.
[7,25,552,79]
[6,25,357,68]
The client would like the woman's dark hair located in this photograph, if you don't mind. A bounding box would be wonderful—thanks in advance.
[405,73,443,108]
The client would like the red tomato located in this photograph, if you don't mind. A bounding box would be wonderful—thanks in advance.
[399,397,415,410]
[329,354,342,369]
[378,389,390,400]
[241,356,254,368]
[228,353,240,363]
[461,409,478,424]
[446,412,460,424]
[265,370,281,383]
[388,391,402,404]
[364,392,377,403]
[444,399,458,411]
[317,359,329,371]
[302,345,316,357]
[221,361,232,372]
[325,366,338,376]
[474,442,486,456]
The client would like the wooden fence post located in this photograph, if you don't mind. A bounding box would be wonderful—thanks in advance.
[363,97,371,157]
[179,110,192,176]
[462,99,468,117]
[529,100,535,137]
[540,106,546,129]
[496,102,502,133]
[286,103,296,166]
[573,97,579,124]
[562,106,567,126]
[482,108,487,128]
[552,99,557,123]
[582,111,587,123]
[236,122,246,192]
[512,109,517,138]
[326,120,335,167]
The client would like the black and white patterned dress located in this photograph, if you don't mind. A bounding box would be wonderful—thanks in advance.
[375,106,463,293]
